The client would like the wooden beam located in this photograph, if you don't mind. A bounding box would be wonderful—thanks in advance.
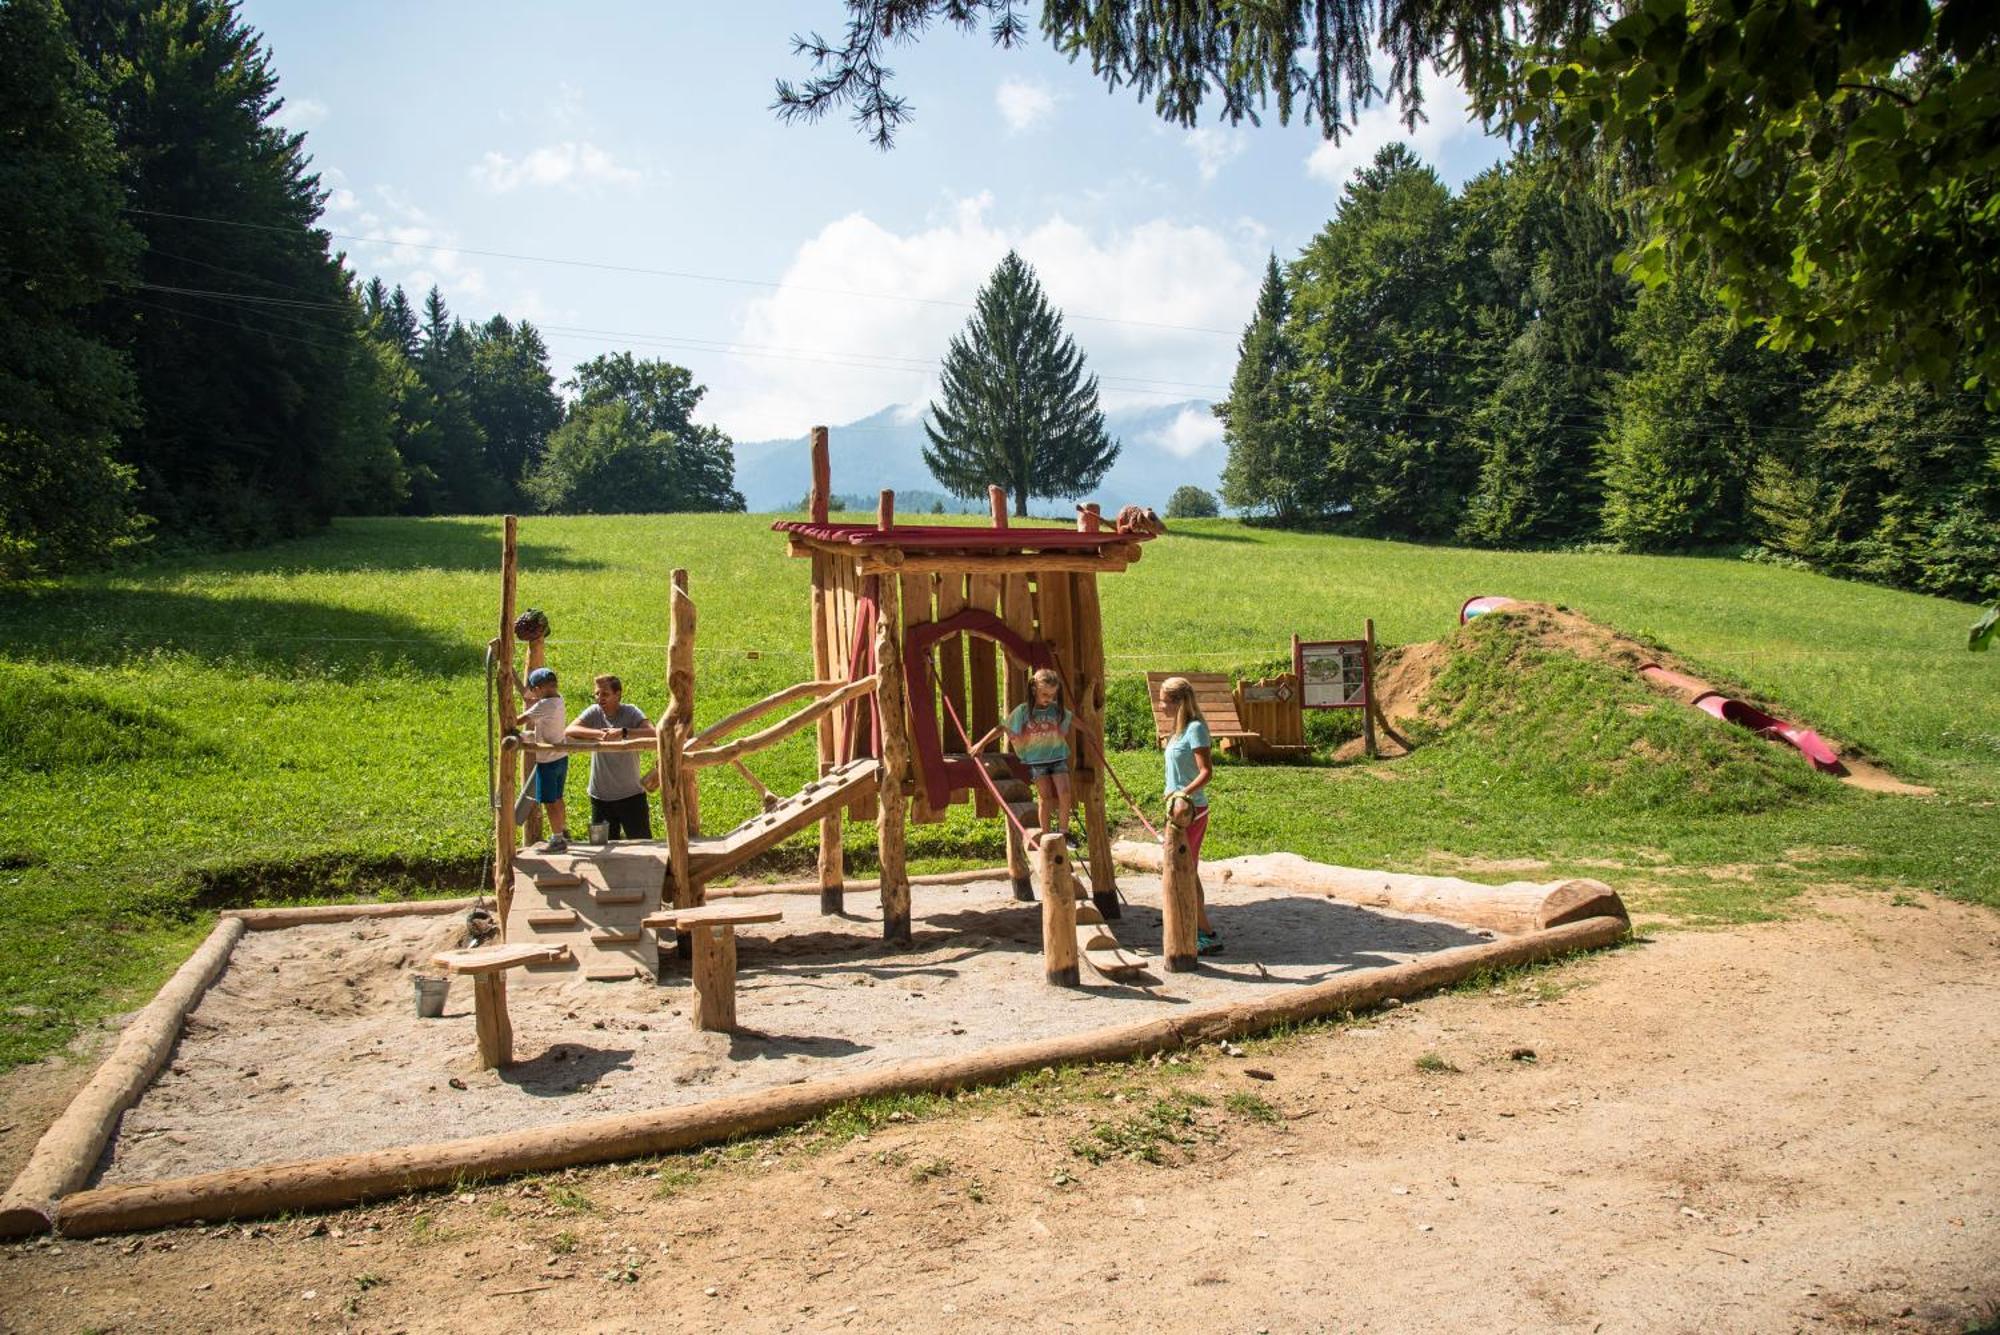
[856,551,1138,577]
[691,680,847,748]
[989,485,1008,528]
[874,581,913,945]
[1363,616,1379,761]
[809,553,843,915]
[43,916,1630,1238]
[684,677,879,768]
[228,897,478,931]
[496,516,519,924]
[1077,502,1102,534]
[0,917,246,1238]
[1071,572,1119,919]
[809,425,830,525]
[672,570,699,835]
[689,926,738,1031]
[877,488,895,532]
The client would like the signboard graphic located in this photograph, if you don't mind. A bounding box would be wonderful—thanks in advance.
[1295,639,1369,710]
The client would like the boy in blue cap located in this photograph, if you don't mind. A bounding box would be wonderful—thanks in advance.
[515,665,570,852]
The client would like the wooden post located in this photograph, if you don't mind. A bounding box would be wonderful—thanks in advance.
[1161,800,1200,972]
[808,555,844,915]
[689,927,737,1031]
[472,972,512,1068]
[1071,571,1119,920]
[1362,617,1378,761]
[988,484,1008,529]
[496,518,519,929]
[660,571,697,962]
[1036,837,1080,987]
[874,583,913,945]
[877,488,895,532]
[1077,503,1102,534]
[809,426,831,525]
[674,569,700,835]
[999,572,1035,901]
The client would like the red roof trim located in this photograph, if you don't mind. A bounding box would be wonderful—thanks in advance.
[772,520,1148,551]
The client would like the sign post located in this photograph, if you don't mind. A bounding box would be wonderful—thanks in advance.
[1294,630,1376,758]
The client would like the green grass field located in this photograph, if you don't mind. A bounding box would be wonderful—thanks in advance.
[2,513,1994,1070]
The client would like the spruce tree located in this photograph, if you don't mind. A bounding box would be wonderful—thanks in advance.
[1216,254,1311,521]
[923,252,1118,517]
[0,0,145,578]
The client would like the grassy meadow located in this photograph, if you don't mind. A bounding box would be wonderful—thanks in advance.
[1,513,1995,1069]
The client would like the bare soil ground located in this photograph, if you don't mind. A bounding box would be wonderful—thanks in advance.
[3,891,1996,1333]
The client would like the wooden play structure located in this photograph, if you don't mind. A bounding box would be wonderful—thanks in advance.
[487,426,1158,1004]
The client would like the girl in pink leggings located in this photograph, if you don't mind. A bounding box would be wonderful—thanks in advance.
[1158,676,1219,954]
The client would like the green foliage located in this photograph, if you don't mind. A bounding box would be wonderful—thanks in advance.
[1164,485,1219,519]
[1069,1090,1211,1165]
[71,0,383,548]
[1,514,1996,1070]
[1216,254,1312,520]
[0,0,144,580]
[1598,278,1804,551]
[528,353,743,514]
[1970,604,1998,651]
[1537,0,2000,404]
[1754,365,2000,603]
[924,252,1119,517]
[1288,145,1482,536]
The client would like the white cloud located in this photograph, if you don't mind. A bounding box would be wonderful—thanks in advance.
[1304,66,1481,189]
[995,79,1058,132]
[713,195,1258,440]
[1185,127,1246,183]
[333,186,487,300]
[1145,404,1226,459]
[470,141,642,192]
[280,96,328,130]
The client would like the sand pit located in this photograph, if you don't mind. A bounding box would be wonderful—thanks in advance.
[98,876,1495,1185]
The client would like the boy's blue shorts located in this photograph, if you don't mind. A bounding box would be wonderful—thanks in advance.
[531,756,569,802]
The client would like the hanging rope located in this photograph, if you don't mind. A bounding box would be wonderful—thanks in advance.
[1045,641,1162,841]
[928,657,1039,846]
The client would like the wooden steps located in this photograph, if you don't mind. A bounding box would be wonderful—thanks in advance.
[1076,902,1145,980]
[506,844,673,985]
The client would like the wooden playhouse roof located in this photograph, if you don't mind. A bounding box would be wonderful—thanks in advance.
[772,519,1148,554]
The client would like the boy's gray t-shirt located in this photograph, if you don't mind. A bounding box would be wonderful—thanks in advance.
[575,702,649,800]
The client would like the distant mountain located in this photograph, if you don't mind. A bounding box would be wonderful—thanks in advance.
[731,400,1227,516]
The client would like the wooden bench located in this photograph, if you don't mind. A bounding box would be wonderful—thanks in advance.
[642,904,784,1032]
[1145,671,1261,748]
[430,943,570,1068]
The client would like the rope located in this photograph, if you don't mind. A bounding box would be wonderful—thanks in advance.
[1045,642,1162,841]
[927,657,1038,846]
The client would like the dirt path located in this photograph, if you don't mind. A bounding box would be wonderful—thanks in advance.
[3,892,1996,1333]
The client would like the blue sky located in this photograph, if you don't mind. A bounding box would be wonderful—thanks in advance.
[250,3,1511,449]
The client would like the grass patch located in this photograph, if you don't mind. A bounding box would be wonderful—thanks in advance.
[1,513,1995,1068]
[1070,1090,1214,1165]
[1223,1091,1281,1123]
[1414,1052,1462,1074]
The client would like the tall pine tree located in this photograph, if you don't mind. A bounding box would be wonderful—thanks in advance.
[0,0,145,578]
[1216,254,1312,522]
[924,252,1118,517]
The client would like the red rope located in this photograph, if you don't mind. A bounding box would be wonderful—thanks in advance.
[1046,642,1162,840]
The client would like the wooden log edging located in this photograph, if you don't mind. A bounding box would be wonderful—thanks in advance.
[45,914,1626,1239]
[0,917,248,1239]
[1111,843,1626,936]
[226,897,479,932]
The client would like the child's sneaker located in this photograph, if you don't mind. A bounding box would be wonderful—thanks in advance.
[545,833,569,853]
[1064,830,1080,849]
[1197,931,1224,956]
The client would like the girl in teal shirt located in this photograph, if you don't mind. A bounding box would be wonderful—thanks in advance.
[1159,676,1220,953]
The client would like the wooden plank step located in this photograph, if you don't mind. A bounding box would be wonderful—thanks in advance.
[533,873,584,890]
[644,904,784,930]
[525,909,579,928]
[591,889,645,906]
[590,928,642,945]
[432,944,570,975]
[687,758,878,882]
[585,965,643,982]
[1076,904,1145,980]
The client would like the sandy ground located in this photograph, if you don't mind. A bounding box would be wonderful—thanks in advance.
[2,891,1996,1333]
[97,878,1491,1184]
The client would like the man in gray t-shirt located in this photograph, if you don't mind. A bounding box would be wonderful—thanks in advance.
[565,674,657,840]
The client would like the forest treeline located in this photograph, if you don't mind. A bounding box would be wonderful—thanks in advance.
[1216,144,2000,604]
[1,0,741,582]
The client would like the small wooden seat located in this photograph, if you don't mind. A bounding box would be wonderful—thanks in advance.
[642,905,784,1031]
[430,944,569,1067]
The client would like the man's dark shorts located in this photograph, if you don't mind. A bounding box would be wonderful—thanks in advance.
[592,792,652,841]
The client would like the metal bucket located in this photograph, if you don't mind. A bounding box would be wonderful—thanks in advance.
[412,974,449,1019]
